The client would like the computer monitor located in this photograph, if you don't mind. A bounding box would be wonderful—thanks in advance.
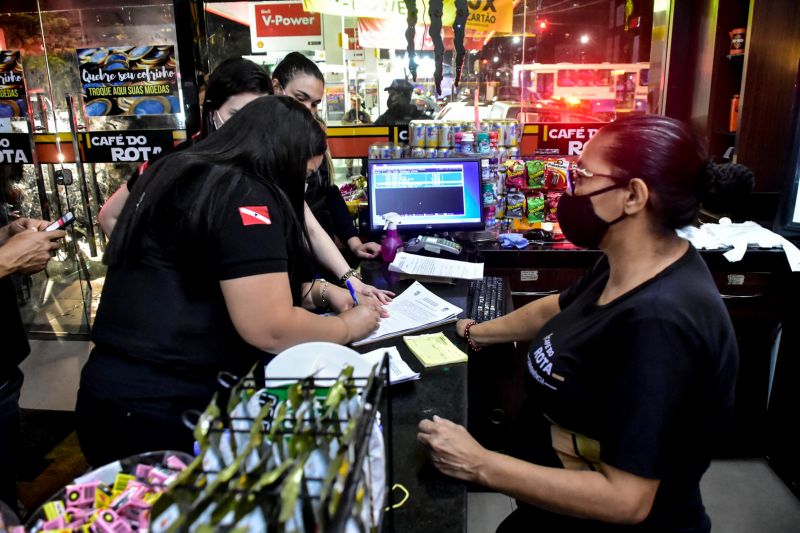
[367,158,484,234]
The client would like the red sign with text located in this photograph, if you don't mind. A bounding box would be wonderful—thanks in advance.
[253,2,321,38]
[344,28,362,50]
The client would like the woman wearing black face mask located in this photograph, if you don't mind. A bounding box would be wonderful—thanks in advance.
[418,115,741,533]
[555,165,631,248]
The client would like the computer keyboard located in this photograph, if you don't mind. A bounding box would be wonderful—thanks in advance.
[468,276,508,323]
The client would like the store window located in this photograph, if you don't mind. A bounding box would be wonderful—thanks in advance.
[199,0,656,186]
[0,0,182,335]
[201,0,655,127]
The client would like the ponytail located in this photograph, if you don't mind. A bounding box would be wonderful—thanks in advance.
[699,162,755,215]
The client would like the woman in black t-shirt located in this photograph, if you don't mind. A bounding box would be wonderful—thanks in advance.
[76,97,383,466]
[99,57,390,302]
[417,115,739,532]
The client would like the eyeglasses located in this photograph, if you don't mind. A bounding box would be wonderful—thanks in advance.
[567,166,630,194]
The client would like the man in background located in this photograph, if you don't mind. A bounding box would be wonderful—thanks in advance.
[374,79,427,125]
[343,93,371,125]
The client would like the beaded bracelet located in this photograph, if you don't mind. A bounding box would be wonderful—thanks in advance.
[463,320,482,352]
[320,280,330,310]
[339,268,361,286]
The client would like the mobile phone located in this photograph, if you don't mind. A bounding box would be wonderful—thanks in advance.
[45,212,75,232]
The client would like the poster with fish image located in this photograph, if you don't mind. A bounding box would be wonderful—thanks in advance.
[0,50,27,119]
[76,45,179,116]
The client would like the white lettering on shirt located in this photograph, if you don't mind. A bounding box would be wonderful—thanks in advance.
[528,333,557,390]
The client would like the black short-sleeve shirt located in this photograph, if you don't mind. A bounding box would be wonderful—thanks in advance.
[85,173,292,402]
[520,245,738,532]
[305,182,358,244]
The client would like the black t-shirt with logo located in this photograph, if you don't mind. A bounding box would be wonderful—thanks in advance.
[83,173,299,410]
[518,245,738,532]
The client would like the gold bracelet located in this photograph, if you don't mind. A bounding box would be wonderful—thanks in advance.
[320,280,330,309]
[339,268,361,286]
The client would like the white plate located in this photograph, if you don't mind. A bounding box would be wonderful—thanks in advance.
[265,342,375,387]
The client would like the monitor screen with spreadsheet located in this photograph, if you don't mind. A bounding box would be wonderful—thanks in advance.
[367,158,483,233]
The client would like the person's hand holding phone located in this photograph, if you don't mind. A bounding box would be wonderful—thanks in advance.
[1,217,50,245]
[0,222,66,276]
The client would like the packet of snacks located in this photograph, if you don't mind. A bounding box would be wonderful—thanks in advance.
[527,192,545,223]
[506,191,526,219]
[504,160,527,189]
[495,195,506,219]
[544,158,570,190]
[545,191,563,222]
[525,160,546,189]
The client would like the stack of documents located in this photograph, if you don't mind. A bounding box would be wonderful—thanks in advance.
[389,252,484,281]
[404,332,468,368]
[358,346,420,384]
[352,281,462,346]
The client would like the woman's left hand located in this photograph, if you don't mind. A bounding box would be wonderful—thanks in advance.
[353,241,382,259]
[8,217,49,234]
[349,276,394,305]
[328,284,390,318]
[417,415,489,483]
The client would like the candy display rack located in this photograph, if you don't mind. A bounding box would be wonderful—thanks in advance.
[149,354,391,533]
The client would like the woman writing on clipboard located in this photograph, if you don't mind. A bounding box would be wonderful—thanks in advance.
[77,97,383,466]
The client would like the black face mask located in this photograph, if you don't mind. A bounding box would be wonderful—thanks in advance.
[557,184,627,248]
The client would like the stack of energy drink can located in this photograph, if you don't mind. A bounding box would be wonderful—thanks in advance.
[367,143,407,159]
[407,119,520,160]
[367,119,521,161]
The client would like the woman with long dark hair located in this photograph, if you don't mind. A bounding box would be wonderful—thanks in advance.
[418,115,739,532]
[76,97,382,466]
[100,56,391,303]
[98,57,272,235]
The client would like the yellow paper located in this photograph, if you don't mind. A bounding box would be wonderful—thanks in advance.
[404,332,468,368]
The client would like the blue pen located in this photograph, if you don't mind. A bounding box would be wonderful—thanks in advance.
[345,279,360,306]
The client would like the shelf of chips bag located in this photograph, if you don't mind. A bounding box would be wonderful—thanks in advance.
[147,358,389,533]
[483,157,572,235]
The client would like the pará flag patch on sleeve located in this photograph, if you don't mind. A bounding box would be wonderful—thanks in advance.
[238,206,272,226]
